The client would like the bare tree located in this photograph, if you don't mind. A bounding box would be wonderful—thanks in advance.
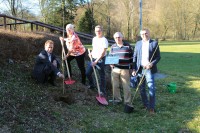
[91,0,113,37]
[121,0,134,40]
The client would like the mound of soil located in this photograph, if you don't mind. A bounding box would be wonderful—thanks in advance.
[52,85,98,106]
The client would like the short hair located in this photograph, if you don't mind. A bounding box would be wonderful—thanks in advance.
[66,24,74,30]
[95,25,103,31]
[140,28,150,35]
[45,40,54,47]
[113,32,123,38]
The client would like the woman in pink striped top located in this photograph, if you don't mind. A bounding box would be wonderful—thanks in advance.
[60,24,86,85]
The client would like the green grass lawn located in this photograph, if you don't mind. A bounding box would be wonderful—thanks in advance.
[79,41,200,132]
[0,41,200,132]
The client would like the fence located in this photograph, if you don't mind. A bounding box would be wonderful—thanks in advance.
[0,14,115,44]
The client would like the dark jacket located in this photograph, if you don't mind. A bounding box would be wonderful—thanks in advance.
[32,50,60,83]
[133,39,161,74]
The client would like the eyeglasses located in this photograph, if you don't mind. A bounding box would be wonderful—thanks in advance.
[95,30,102,32]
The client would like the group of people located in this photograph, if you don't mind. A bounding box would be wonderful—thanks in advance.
[32,24,161,114]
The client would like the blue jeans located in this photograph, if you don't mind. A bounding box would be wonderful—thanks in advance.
[139,69,156,110]
[86,57,106,95]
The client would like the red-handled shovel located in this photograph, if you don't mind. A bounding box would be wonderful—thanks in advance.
[88,49,108,105]
[60,40,75,85]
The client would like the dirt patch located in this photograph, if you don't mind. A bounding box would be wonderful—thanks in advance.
[52,83,99,106]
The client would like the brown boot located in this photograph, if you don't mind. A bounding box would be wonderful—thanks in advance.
[149,109,155,115]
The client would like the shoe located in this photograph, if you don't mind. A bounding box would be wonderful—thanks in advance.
[109,99,122,105]
[87,85,95,90]
[142,106,148,110]
[48,80,57,86]
[81,81,86,85]
[51,82,57,86]
[149,109,155,115]
[110,100,122,105]
[41,82,49,87]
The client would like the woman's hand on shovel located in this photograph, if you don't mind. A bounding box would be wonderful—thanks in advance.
[63,54,70,60]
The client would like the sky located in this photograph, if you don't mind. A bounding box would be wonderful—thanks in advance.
[0,0,40,16]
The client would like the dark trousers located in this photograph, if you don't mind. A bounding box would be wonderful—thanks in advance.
[66,52,86,84]
[43,64,58,84]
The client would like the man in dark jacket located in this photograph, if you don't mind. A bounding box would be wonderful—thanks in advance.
[32,40,64,86]
[132,28,161,114]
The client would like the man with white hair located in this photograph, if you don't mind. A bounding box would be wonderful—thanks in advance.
[109,32,133,106]
[132,28,161,114]
[59,24,86,85]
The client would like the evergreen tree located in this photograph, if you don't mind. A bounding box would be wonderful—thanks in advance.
[78,9,95,34]
[39,0,83,27]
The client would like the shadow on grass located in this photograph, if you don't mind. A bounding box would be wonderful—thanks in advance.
[159,41,200,46]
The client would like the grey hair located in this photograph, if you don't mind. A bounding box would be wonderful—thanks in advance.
[66,24,74,30]
[140,28,149,35]
[95,25,103,31]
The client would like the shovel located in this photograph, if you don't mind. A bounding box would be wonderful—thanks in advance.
[88,49,108,105]
[131,44,159,106]
[60,40,75,85]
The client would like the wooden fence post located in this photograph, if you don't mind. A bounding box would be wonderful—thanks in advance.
[3,16,6,30]
[36,25,38,31]
[14,19,17,30]
[31,23,33,31]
